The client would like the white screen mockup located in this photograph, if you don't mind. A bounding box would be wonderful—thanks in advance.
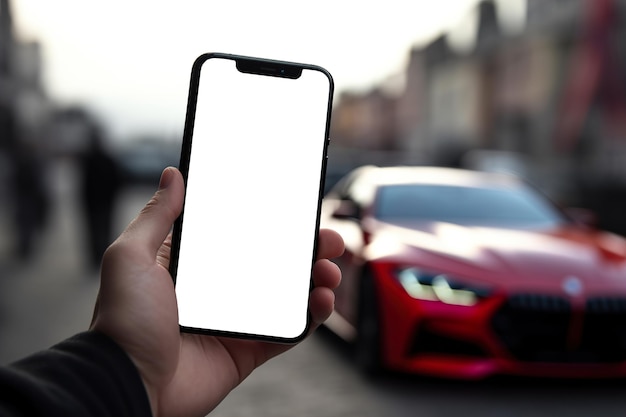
[174,57,331,340]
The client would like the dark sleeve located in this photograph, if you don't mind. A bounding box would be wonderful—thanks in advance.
[0,331,152,417]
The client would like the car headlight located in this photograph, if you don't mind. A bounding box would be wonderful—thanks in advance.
[396,267,491,306]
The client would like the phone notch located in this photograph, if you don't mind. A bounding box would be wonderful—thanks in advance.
[236,58,302,79]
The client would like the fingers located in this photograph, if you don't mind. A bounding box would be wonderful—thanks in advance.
[121,167,185,254]
[309,257,342,325]
[309,286,335,324]
[312,259,341,290]
[316,229,344,260]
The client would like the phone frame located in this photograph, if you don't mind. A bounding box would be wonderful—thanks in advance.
[169,53,334,343]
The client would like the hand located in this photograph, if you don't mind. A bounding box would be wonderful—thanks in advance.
[90,167,344,417]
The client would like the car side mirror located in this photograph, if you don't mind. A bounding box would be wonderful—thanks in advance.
[332,200,361,221]
[564,207,597,228]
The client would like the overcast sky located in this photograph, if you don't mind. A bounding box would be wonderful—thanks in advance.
[10,0,525,141]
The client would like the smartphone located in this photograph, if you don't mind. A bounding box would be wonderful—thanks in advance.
[170,53,334,343]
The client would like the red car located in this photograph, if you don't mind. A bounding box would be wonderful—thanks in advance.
[320,165,626,379]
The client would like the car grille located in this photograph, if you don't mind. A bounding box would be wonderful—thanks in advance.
[408,322,490,358]
[581,297,626,362]
[492,294,626,363]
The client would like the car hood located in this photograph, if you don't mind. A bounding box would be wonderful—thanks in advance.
[366,219,626,292]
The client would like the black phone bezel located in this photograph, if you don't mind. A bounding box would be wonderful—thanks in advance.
[169,53,334,344]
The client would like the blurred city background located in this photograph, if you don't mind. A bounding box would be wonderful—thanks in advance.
[3,0,626,415]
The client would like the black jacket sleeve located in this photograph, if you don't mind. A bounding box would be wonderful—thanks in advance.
[0,331,152,417]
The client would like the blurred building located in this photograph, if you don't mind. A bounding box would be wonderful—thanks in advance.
[332,89,397,150]
[330,0,626,234]
[0,0,51,148]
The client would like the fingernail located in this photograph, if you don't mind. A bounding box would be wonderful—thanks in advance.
[159,167,174,190]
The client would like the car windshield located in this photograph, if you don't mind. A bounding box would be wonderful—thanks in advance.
[375,183,566,228]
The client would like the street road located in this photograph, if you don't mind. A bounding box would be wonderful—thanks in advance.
[1,160,626,417]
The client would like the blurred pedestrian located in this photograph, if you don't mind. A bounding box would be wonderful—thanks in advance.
[2,103,49,259]
[10,141,49,259]
[78,127,121,270]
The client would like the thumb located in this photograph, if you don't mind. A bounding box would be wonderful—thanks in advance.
[121,167,185,254]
